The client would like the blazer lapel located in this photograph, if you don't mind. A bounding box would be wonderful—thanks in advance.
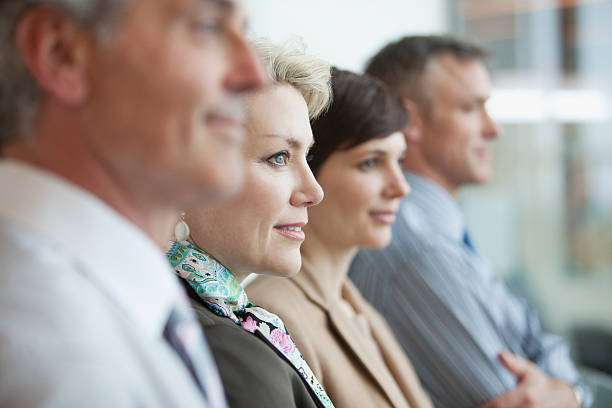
[337,282,411,408]
[363,300,433,408]
[251,330,327,408]
[329,309,409,408]
[292,268,409,408]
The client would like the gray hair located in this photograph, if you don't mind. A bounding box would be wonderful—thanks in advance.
[254,38,332,120]
[0,0,127,149]
[365,35,490,108]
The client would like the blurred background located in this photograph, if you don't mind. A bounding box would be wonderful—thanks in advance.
[248,0,612,405]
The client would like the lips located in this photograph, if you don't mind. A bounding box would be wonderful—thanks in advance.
[274,222,307,241]
[369,211,397,225]
[475,146,492,161]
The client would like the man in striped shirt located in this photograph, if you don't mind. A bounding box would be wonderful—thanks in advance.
[349,35,591,408]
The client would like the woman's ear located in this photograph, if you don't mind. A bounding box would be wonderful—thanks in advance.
[401,98,424,143]
[15,6,92,106]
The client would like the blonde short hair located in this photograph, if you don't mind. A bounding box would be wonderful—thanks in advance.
[254,39,332,120]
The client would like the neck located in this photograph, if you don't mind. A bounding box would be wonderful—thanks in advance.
[402,151,459,198]
[5,140,176,249]
[231,270,252,285]
[300,225,358,300]
[185,239,250,285]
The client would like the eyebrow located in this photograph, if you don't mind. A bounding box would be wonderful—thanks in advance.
[356,147,407,159]
[264,134,314,150]
[360,149,388,157]
[199,0,235,12]
[197,0,250,32]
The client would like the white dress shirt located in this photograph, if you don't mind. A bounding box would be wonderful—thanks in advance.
[0,160,209,407]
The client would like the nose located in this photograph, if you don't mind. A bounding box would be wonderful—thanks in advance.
[384,164,410,199]
[224,32,268,93]
[290,166,324,208]
[482,108,500,140]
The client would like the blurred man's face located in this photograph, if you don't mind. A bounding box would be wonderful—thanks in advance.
[418,53,499,195]
[83,0,266,206]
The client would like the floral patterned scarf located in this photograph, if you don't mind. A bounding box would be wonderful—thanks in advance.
[166,241,334,408]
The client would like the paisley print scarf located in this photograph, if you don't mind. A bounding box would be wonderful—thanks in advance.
[167,241,334,408]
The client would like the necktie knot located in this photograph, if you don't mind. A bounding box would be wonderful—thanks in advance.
[462,228,479,255]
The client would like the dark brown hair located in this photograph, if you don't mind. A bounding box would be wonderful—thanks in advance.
[308,67,408,176]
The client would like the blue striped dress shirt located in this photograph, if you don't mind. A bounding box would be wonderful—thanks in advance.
[349,172,591,407]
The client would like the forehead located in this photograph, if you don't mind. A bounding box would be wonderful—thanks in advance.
[127,0,244,22]
[343,131,406,156]
[424,54,491,101]
[246,84,313,147]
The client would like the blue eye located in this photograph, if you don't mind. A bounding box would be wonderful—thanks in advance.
[266,151,290,167]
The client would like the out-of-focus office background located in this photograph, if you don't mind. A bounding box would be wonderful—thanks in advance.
[248,0,612,404]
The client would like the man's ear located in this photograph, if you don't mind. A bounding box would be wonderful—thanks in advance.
[15,6,91,106]
[402,97,424,143]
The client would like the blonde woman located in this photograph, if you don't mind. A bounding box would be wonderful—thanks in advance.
[247,69,434,408]
[166,40,333,408]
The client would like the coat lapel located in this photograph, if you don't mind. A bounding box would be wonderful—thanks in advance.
[292,267,410,408]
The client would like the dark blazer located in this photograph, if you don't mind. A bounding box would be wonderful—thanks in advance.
[183,283,323,408]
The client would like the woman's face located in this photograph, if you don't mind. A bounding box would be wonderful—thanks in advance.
[187,84,323,278]
[306,132,409,250]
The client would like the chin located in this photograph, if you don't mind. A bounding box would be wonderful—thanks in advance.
[258,256,302,278]
[473,166,493,184]
[360,231,393,250]
[474,175,491,186]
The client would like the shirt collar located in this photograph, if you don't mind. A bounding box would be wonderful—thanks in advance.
[0,159,179,338]
[402,172,466,243]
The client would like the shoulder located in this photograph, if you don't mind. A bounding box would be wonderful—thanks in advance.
[354,224,471,281]
[190,303,319,408]
[245,276,326,378]
[0,221,120,337]
[0,224,142,406]
[0,220,77,283]
[247,276,313,316]
[350,219,466,294]
[246,276,325,340]
[351,205,442,274]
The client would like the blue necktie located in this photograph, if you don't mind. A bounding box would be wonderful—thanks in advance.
[462,228,479,255]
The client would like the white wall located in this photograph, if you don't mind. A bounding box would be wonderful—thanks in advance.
[246,0,449,72]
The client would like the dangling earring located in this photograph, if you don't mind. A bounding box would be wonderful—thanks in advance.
[174,213,190,242]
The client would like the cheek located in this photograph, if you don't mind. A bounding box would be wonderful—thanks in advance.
[239,172,290,232]
[455,114,483,143]
[132,45,224,121]
[326,179,372,224]
[189,200,261,270]
[436,116,476,157]
[89,61,200,153]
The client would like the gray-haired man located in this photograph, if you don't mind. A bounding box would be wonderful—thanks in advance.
[350,35,591,408]
[0,1,265,406]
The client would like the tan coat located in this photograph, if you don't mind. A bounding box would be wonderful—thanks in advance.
[246,260,433,408]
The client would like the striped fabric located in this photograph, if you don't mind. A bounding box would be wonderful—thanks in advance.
[349,172,591,408]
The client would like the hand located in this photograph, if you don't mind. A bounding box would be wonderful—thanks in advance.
[476,351,580,408]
